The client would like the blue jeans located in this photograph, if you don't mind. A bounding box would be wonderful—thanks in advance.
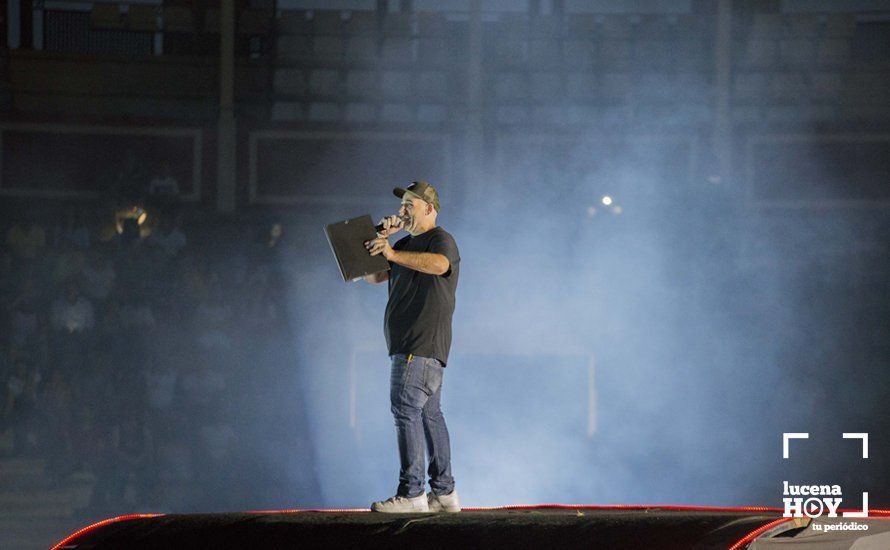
[390,353,455,498]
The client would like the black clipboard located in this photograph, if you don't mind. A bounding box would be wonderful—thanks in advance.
[324,215,391,282]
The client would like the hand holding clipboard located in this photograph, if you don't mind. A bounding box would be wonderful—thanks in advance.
[324,215,391,283]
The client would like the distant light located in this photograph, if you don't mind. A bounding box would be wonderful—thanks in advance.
[601,196,613,206]
[612,206,622,215]
[586,206,597,217]
[137,211,147,225]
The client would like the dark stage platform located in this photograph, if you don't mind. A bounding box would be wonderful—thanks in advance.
[51,504,805,549]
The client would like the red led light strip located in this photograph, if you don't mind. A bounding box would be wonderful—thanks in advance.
[51,513,164,550]
[727,510,890,550]
[726,517,794,550]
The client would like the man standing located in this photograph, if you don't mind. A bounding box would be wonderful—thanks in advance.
[363,181,461,514]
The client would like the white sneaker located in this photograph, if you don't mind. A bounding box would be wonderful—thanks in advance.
[371,494,430,513]
[427,490,461,513]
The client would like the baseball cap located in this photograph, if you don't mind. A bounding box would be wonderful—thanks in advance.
[393,181,440,212]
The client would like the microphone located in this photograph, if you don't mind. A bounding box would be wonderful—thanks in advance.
[375,215,407,234]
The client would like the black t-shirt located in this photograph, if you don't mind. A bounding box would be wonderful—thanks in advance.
[384,226,460,366]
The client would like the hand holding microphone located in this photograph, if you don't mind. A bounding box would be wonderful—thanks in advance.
[375,214,407,237]
[366,214,406,260]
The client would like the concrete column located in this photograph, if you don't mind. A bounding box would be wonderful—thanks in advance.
[216,0,237,213]
[8,0,21,49]
[464,0,484,206]
[32,2,43,50]
[713,0,733,185]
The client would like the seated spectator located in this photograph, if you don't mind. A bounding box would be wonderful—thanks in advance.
[241,279,282,334]
[144,354,178,441]
[68,406,110,510]
[50,280,95,373]
[5,216,46,261]
[254,219,284,250]
[118,287,157,333]
[0,249,14,302]
[9,275,45,348]
[81,250,116,302]
[0,346,12,381]
[146,214,186,257]
[50,279,95,335]
[51,247,87,286]
[148,162,180,199]
[40,368,75,484]
[193,283,232,352]
[53,208,90,250]
[244,262,271,289]
[2,358,42,455]
[96,298,124,340]
[77,353,121,427]
[39,368,74,431]
[179,253,212,301]
[90,413,157,511]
